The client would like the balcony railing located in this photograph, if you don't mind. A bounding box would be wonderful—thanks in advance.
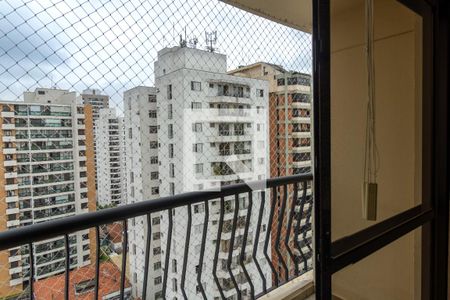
[0,174,313,299]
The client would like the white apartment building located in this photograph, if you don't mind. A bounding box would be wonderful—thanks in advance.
[0,88,96,298]
[154,46,271,299]
[229,63,314,275]
[123,86,162,299]
[78,89,109,121]
[95,108,125,207]
[77,89,109,193]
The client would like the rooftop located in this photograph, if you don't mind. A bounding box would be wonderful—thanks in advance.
[33,261,131,300]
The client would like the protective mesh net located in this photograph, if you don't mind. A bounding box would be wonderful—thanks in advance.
[0,0,312,299]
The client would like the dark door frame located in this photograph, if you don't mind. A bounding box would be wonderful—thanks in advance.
[312,0,449,299]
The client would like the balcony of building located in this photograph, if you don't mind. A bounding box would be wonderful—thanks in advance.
[0,174,314,300]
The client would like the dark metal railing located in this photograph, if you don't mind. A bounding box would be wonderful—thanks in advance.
[0,174,313,300]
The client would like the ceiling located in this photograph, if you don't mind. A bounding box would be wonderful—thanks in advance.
[220,0,313,33]
[220,0,365,33]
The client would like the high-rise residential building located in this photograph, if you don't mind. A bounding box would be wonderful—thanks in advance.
[123,86,160,298]
[95,108,125,207]
[229,63,313,280]
[229,63,312,176]
[0,88,97,298]
[156,46,270,299]
[124,47,272,299]
[77,89,109,192]
[78,89,109,121]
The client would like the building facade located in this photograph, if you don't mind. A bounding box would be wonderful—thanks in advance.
[0,88,96,298]
[77,89,109,193]
[95,108,125,207]
[123,86,162,298]
[229,63,314,280]
[154,46,271,299]
[78,89,109,122]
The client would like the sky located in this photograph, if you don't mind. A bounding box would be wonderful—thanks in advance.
[0,0,312,111]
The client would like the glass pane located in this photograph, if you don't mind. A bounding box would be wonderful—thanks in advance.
[0,0,314,299]
[332,228,422,299]
[330,0,424,241]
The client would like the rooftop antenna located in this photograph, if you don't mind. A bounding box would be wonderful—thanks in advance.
[188,37,198,48]
[49,73,56,89]
[179,27,187,48]
[205,31,217,52]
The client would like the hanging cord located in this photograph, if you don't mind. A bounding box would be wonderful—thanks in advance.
[363,0,379,184]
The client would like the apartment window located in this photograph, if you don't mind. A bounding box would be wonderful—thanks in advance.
[234,123,244,135]
[194,163,203,174]
[168,144,174,158]
[152,217,160,225]
[149,110,157,118]
[172,278,178,292]
[154,276,162,285]
[128,128,132,139]
[154,262,161,270]
[167,85,172,99]
[299,77,311,86]
[191,81,201,91]
[194,203,205,214]
[209,83,214,88]
[191,102,202,109]
[257,89,264,97]
[169,163,175,178]
[148,94,156,102]
[218,123,230,136]
[151,172,159,180]
[169,183,175,195]
[193,143,203,153]
[150,141,158,149]
[130,186,135,197]
[153,232,161,240]
[172,259,177,273]
[168,104,173,119]
[287,76,298,85]
[150,156,158,164]
[219,143,230,155]
[168,124,173,139]
[130,172,134,183]
[149,126,158,134]
[10,261,19,269]
[153,247,161,255]
[192,123,202,132]
[151,187,159,195]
